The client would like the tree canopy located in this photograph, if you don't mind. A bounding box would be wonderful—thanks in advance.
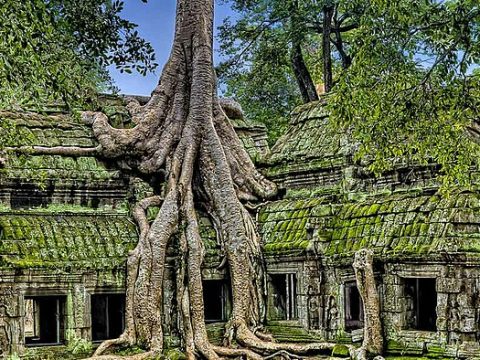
[217,0,364,142]
[219,0,480,187]
[330,0,480,187]
[0,0,157,108]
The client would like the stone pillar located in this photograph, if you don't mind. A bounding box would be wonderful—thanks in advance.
[0,286,23,357]
[71,284,90,340]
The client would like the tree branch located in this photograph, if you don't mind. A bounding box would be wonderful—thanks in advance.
[307,22,358,34]
[5,145,100,157]
[332,7,352,70]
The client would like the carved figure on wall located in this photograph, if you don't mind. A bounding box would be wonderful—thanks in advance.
[326,295,339,331]
[307,285,320,330]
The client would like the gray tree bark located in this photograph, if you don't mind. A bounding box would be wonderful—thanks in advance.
[352,249,384,359]
[84,1,339,358]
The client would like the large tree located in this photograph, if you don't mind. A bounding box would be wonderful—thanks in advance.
[79,0,329,358]
[77,0,476,357]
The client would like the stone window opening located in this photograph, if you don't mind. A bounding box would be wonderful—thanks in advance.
[203,280,231,323]
[269,273,298,320]
[91,294,126,342]
[24,296,65,346]
[404,278,437,331]
[344,281,364,331]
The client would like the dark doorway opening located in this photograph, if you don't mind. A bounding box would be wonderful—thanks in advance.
[404,278,437,331]
[269,273,297,320]
[25,296,65,346]
[203,280,230,322]
[344,282,364,330]
[91,294,126,341]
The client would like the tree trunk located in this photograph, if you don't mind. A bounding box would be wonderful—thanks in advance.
[290,42,319,103]
[4,1,387,359]
[289,0,318,103]
[353,249,384,358]
[322,5,334,93]
[79,0,340,358]
[332,8,352,70]
[4,1,389,359]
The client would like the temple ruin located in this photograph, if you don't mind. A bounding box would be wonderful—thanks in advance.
[1,98,480,358]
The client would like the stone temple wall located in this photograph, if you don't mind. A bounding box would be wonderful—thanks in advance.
[382,263,480,358]
[257,253,480,358]
[0,269,128,359]
[256,99,480,358]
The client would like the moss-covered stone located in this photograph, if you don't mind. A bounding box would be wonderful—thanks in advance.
[331,344,350,357]
[22,346,90,360]
[266,321,323,343]
[0,212,137,269]
[164,349,187,360]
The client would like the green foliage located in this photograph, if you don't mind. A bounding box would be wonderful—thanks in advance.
[218,60,300,145]
[328,0,480,188]
[220,0,480,188]
[0,0,92,107]
[165,349,187,360]
[5,354,20,360]
[217,0,361,143]
[65,333,92,355]
[52,0,157,76]
[0,0,157,109]
[114,345,145,356]
[217,11,301,144]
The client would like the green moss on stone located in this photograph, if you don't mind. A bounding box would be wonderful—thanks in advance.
[331,344,350,357]
[165,349,187,360]
[426,345,447,358]
[0,213,137,270]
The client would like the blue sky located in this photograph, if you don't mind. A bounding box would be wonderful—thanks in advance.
[109,0,235,96]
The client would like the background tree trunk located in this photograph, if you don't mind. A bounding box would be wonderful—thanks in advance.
[353,249,384,357]
[289,0,318,103]
[291,42,319,102]
[322,5,334,92]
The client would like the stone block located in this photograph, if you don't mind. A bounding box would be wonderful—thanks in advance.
[460,315,477,333]
[425,342,448,358]
[351,328,364,343]
[436,278,462,293]
[458,341,480,358]
[383,313,403,333]
[386,338,424,356]
[436,316,448,331]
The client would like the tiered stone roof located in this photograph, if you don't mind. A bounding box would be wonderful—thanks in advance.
[0,211,137,269]
[0,101,136,271]
[258,100,480,263]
